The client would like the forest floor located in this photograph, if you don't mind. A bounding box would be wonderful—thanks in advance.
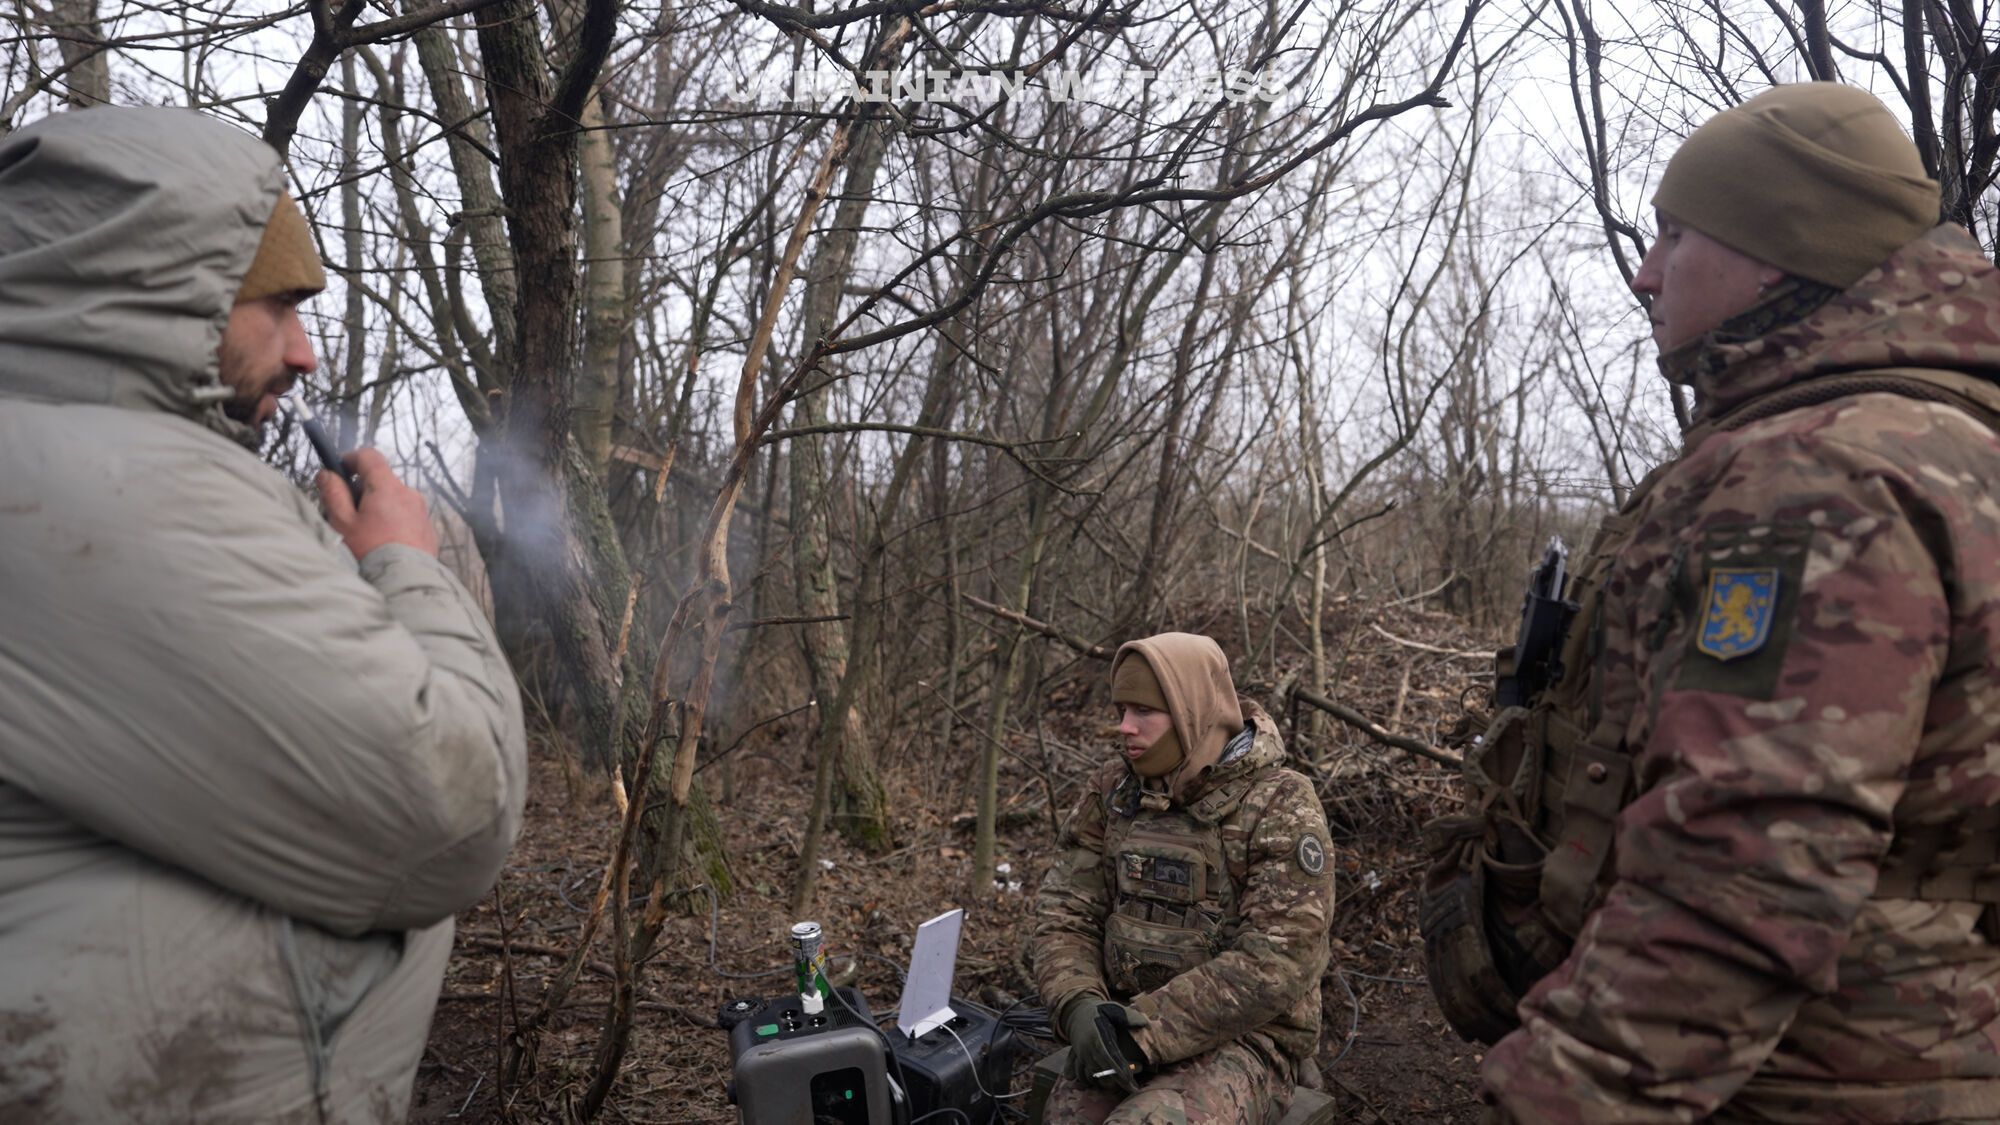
[410,602,1494,1124]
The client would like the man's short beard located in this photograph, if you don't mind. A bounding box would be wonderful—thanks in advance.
[221,391,263,426]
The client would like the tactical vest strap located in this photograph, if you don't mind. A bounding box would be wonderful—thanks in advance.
[1538,740,1633,935]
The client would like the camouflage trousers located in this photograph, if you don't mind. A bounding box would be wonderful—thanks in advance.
[1043,1040,1289,1124]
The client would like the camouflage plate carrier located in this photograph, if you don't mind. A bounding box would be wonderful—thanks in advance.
[1102,764,1258,994]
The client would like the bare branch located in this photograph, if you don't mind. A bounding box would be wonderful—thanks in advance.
[1292,686,1461,768]
[959,593,1112,659]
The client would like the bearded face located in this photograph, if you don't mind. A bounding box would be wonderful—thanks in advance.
[216,294,315,432]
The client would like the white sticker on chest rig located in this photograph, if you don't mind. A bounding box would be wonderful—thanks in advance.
[1297,835,1325,876]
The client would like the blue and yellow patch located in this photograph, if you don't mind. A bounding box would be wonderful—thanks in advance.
[1697,567,1780,661]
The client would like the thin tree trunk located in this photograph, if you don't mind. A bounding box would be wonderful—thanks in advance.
[788,114,897,907]
[46,0,109,108]
[935,424,962,766]
[574,87,625,475]
[614,23,912,1110]
[976,579,1036,891]
[1121,243,1222,631]
[405,1,517,377]
[336,52,366,449]
[466,0,733,1104]
[791,307,964,910]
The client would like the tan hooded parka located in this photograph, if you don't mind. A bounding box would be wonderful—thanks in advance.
[0,108,527,1123]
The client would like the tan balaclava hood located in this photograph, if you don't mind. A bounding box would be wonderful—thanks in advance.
[1110,633,1244,801]
[1653,82,1939,288]
[235,191,326,303]
[1112,653,1180,778]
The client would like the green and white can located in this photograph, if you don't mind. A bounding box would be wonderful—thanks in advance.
[791,920,832,1014]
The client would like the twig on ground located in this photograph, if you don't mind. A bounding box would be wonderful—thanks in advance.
[1369,622,1490,659]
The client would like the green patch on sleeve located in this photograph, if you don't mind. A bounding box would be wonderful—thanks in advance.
[1674,522,1811,699]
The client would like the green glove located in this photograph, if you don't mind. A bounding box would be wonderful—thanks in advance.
[1059,996,1149,1093]
[1060,995,1109,1083]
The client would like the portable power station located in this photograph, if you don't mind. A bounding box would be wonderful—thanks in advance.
[724,988,898,1125]
[721,911,1020,1124]
[721,989,1019,1125]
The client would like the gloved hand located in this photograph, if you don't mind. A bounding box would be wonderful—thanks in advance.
[1092,1002,1150,1092]
[1059,996,1149,1093]
[1060,995,1109,1083]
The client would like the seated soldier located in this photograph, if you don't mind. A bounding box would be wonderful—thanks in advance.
[1032,633,1335,1123]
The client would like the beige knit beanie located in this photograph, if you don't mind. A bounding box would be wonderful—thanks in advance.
[235,190,326,303]
[1653,83,1939,287]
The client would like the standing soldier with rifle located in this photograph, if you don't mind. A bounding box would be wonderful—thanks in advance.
[1422,83,2000,1120]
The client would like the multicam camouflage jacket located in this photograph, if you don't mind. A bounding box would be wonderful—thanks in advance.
[1481,225,2000,1122]
[1032,699,1335,1082]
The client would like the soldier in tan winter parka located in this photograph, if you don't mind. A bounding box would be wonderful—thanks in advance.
[1033,633,1335,1124]
[0,108,526,1123]
[1446,83,2000,1122]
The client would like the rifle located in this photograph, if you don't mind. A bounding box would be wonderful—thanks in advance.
[1495,536,1577,709]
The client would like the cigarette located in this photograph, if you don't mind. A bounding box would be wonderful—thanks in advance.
[1091,1068,1116,1078]
[288,397,362,504]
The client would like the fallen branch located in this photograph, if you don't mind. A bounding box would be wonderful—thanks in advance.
[959,593,1110,659]
[460,934,611,977]
[951,805,1046,834]
[441,992,710,1026]
[1383,571,1461,609]
[1368,622,1490,659]
[1291,686,1461,769]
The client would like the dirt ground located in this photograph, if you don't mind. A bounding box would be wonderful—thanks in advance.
[410,605,1491,1124]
